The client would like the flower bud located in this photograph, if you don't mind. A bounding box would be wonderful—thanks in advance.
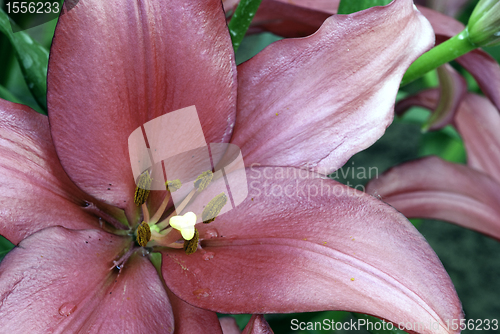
[468,0,500,47]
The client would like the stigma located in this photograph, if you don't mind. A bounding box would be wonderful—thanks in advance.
[169,212,197,240]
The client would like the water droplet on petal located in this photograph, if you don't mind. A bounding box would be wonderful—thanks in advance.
[202,252,215,261]
[204,228,218,239]
[58,302,77,316]
[193,288,211,298]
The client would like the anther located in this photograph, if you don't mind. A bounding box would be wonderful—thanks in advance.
[202,193,227,224]
[134,170,152,206]
[166,179,182,192]
[136,221,151,247]
[194,170,213,191]
[183,229,199,255]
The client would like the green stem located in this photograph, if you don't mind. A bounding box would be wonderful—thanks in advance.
[401,29,477,86]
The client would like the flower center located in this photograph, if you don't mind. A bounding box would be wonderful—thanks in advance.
[133,169,227,255]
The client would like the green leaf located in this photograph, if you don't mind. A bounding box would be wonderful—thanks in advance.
[149,252,162,273]
[0,84,22,104]
[0,8,49,114]
[352,313,407,334]
[411,218,423,229]
[228,0,263,52]
[235,32,282,65]
[420,129,466,163]
[0,34,15,86]
[0,235,14,262]
[337,0,393,14]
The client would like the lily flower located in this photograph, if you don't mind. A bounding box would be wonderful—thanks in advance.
[0,0,463,333]
[224,0,337,37]
[226,0,500,109]
[367,91,500,241]
[366,5,500,241]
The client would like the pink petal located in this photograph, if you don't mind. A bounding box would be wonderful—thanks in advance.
[165,286,223,334]
[161,167,462,334]
[455,47,500,113]
[223,0,240,12]
[423,0,470,17]
[231,0,434,175]
[47,0,237,217]
[220,317,241,334]
[366,156,500,240]
[455,94,500,183]
[248,0,336,38]
[395,88,438,117]
[265,0,338,14]
[242,315,273,334]
[423,64,467,131]
[416,5,465,36]
[0,99,109,245]
[395,64,467,131]
[225,0,338,14]
[0,227,175,333]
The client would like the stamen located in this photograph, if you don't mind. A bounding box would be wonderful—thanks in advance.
[148,179,181,225]
[111,241,136,271]
[155,171,213,230]
[142,203,150,223]
[194,170,213,191]
[149,192,171,225]
[155,189,196,230]
[134,170,152,206]
[202,193,227,224]
[184,229,199,255]
[83,202,127,231]
[136,221,151,247]
[166,179,182,192]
